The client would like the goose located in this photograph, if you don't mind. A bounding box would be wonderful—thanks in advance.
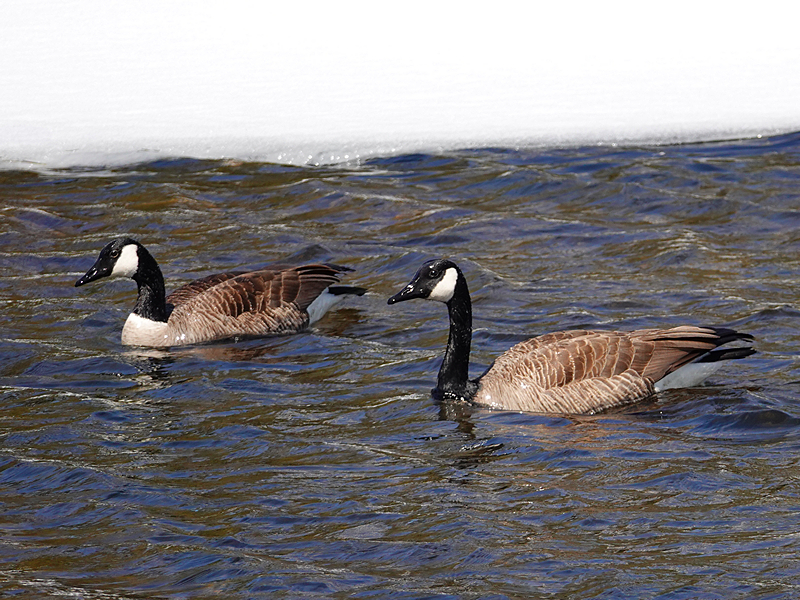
[75,237,366,347]
[387,259,754,414]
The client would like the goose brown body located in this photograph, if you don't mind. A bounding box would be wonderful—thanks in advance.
[123,264,353,346]
[473,326,747,413]
[388,259,754,415]
[76,238,365,347]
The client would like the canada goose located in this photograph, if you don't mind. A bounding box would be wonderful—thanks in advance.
[75,237,366,347]
[388,259,754,414]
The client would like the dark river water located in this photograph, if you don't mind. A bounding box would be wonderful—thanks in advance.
[2,134,800,599]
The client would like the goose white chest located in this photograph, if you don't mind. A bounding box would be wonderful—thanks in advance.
[121,313,172,347]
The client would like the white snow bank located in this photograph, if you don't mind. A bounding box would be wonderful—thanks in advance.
[2,1,799,168]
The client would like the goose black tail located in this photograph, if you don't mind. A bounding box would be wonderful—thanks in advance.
[328,285,367,296]
[698,346,756,363]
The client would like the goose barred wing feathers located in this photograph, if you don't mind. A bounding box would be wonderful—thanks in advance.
[164,264,350,342]
[166,271,245,307]
[475,326,750,414]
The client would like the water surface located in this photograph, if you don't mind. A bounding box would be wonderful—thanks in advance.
[2,134,800,598]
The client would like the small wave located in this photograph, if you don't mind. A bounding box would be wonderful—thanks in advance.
[691,408,800,439]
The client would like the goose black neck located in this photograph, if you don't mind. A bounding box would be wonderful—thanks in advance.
[437,273,477,401]
[132,246,168,322]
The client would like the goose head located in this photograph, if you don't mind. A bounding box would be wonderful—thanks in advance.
[75,237,141,287]
[388,258,461,305]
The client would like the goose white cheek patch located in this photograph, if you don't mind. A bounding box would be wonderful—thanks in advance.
[111,244,139,278]
[428,268,458,302]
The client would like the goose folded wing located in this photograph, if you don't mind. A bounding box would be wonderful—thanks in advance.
[166,272,246,307]
[476,326,737,414]
[167,264,347,336]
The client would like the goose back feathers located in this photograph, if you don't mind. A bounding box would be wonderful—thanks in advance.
[388,259,754,415]
[75,238,365,347]
[474,326,752,413]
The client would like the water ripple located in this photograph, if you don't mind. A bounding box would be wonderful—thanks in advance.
[2,133,800,597]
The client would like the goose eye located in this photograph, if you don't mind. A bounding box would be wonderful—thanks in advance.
[110,249,120,259]
[429,269,439,278]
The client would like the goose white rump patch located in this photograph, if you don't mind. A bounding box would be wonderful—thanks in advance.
[428,268,458,303]
[655,361,723,392]
[306,289,344,324]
